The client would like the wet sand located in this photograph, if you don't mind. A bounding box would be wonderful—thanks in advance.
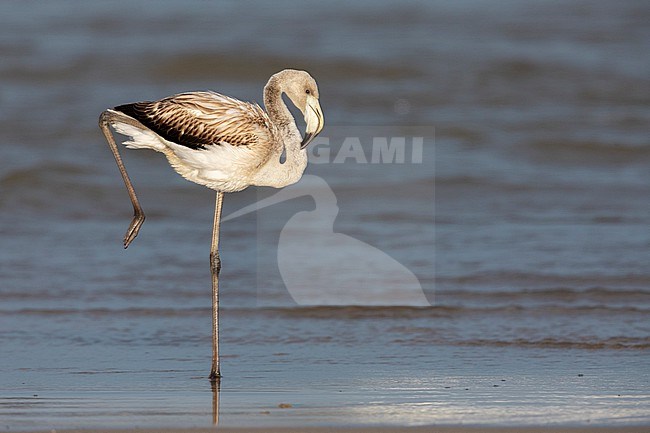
[23,426,650,433]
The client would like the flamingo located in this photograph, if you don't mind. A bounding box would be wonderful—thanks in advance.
[98,69,324,381]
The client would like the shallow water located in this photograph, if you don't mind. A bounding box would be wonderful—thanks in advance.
[1,0,649,429]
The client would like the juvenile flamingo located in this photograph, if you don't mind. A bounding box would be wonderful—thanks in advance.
[98,69,324,381]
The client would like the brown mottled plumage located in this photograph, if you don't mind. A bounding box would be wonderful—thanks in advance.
[114,91,275,150]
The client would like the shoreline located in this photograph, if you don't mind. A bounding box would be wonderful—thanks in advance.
[24,426,650,433]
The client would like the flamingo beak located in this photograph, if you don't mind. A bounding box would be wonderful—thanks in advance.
[301,95,324,149]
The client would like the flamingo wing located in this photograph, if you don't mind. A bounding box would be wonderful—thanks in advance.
[114,91,276,150]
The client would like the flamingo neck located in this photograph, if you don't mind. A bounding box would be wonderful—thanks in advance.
[258,77,308,188]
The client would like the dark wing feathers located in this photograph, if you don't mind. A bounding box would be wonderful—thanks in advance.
[115,102,208,150]
[113,91,274,151]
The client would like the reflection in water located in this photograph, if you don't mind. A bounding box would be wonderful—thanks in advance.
[211,378,220,425]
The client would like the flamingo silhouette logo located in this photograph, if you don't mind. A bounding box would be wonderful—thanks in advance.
[223,175,430,306]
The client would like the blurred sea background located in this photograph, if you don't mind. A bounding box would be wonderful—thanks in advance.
[0,0,648,429]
